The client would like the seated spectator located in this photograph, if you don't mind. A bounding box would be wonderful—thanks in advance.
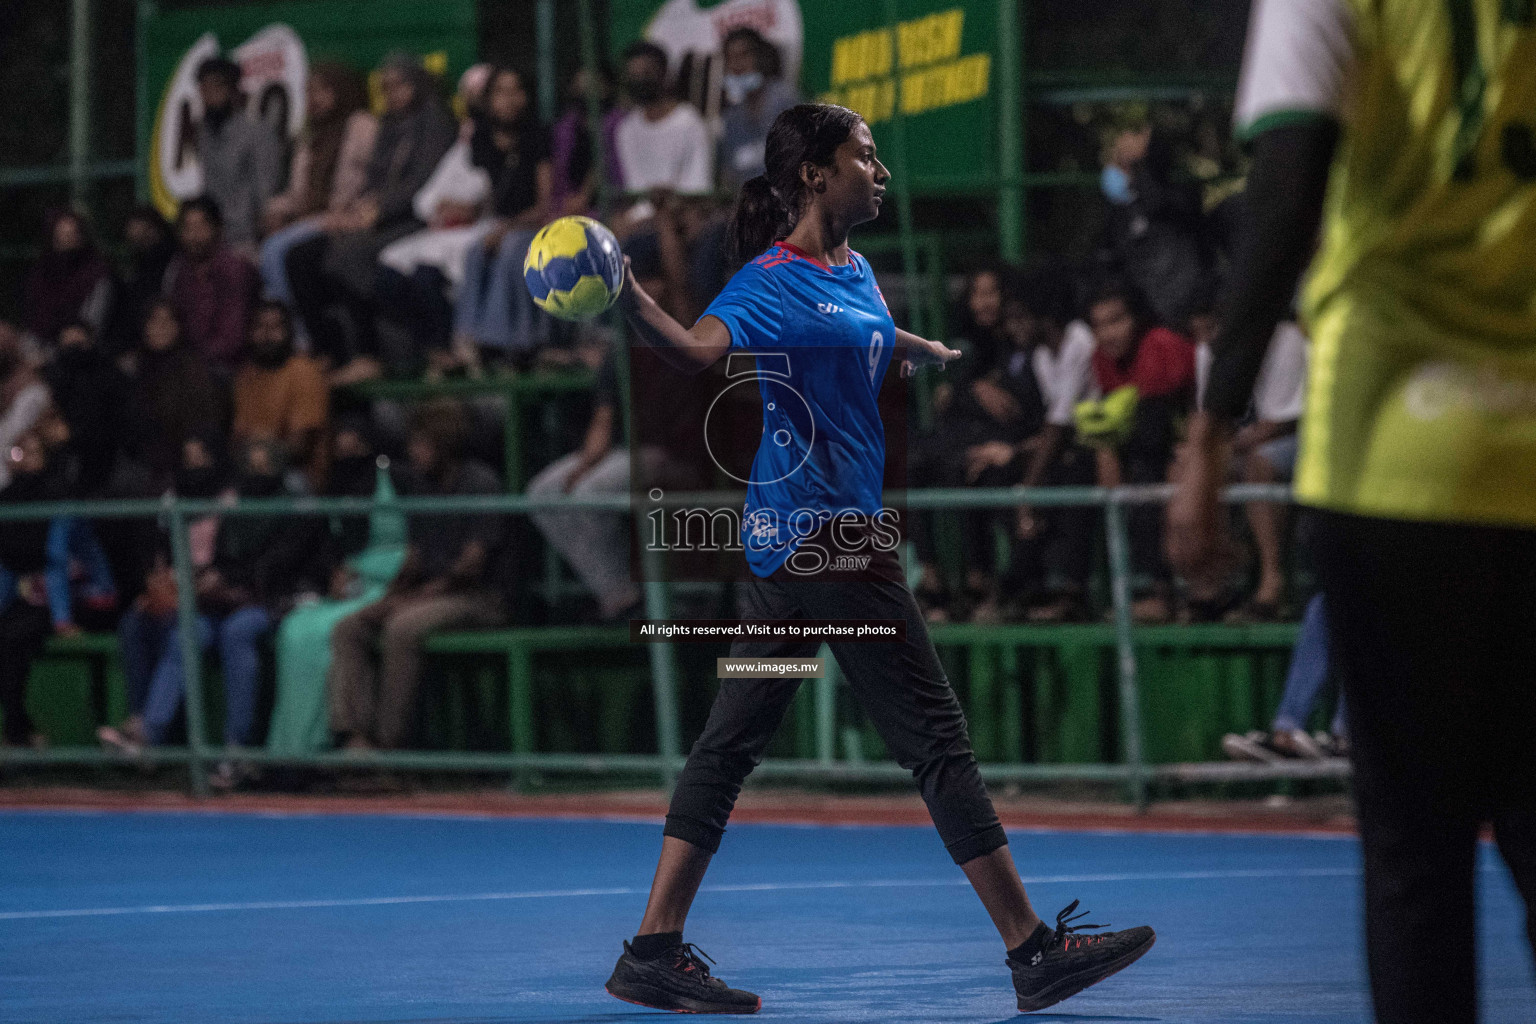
[164,196,258,374]
[268,421,406,757]
[1097,126,1212,330]
[717,28,799,191]
[550,64,625,217]
[232,301,329,488]
[22,209,113,354]
[0,409,118,639]
[328,400,507,751]
[0,323,52,492]
[612,41,713,322]
[122,298,223,490]
[448,65,554,374]
[1192,312,1309,619]
[259,62,377,324]
[375,65,500,374]
[285,53,457,384]
[110,440,324,786]
[1080,279,1195,622]
[0,435,56,750]
[44,320,131,496]
[193,56,282,255]
[105,206,176,357]
[910,265,1014,620]
[685,28,800,305]
[528,342,639,620]
[1000,271,1101,622]
[1223,592,1347,763]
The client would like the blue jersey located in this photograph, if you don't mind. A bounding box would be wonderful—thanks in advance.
[701,242,897,577]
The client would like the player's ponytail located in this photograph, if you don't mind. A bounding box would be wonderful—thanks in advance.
[731,103,864,263]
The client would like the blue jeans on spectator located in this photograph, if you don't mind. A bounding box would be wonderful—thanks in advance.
[118,604,272,746]
[259,219,324,310]
[1272,592,1347,737]
[454,228,545,354]
[0,518,117,627]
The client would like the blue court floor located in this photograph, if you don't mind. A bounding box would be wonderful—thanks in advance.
[0,810,1531,1024]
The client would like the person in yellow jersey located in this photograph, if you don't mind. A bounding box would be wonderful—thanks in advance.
[1168,2,1536,1022]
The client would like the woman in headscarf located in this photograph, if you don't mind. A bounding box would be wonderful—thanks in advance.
[259,62,377,321]
[22,210,114,353]
[121,298,223,490]
[284,53,456,384]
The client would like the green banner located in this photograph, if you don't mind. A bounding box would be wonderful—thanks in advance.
[139,0,477,217]
[609,0,1001,192]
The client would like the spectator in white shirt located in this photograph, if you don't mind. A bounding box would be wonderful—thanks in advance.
[612,41,713,323]
[1192,312,1309,618]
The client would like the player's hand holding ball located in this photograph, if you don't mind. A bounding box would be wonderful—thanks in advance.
[523,215,626,322]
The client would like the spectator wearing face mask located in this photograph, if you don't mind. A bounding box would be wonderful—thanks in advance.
[193,57,282,255]
[164,197,259,374]
[231,301,329,488]
[611,42,713,323]
[717,28,799,191]
[22,210,114,353]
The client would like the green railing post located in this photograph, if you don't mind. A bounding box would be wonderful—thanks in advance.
[640,515,682,788]
[136,1,158,203]
[69,0,94,208]
[996,0,1025,262]
[535,0,558,124]
[167,499,211,796]
[815,645,837,765]
[576,0,610,220]
[1103,495,1149,809]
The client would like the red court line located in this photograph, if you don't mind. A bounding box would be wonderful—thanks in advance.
[0,787,1360,837]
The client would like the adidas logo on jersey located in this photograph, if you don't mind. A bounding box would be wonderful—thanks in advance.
[816,303,845,315]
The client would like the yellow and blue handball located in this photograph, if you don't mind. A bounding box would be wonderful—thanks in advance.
[523,215,625,321]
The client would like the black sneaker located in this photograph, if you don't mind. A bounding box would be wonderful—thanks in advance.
[605,940,761,1014]
[1007,900,1156,1013]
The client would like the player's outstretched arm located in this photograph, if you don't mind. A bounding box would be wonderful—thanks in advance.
[895,328,962,378]
[617,256,730,375]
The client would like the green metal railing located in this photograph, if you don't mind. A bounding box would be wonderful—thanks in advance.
[0,483,1326,805]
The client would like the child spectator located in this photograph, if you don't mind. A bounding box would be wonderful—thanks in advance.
[328,400,506,751]
[259,62,377,321]
[231,302,329,488]
[193,57,282,254]
[284,53,456,384]
[164,197,258,373]
[22,210,113,353]
[1081,279,1195,622]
